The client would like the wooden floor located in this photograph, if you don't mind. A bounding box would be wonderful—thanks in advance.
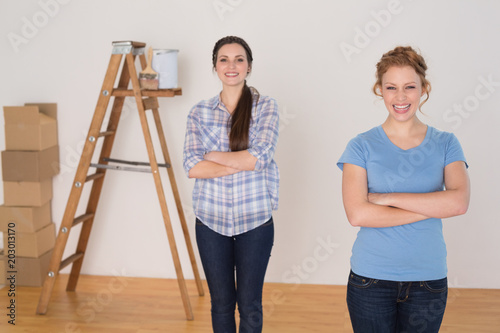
[0,274,499,332]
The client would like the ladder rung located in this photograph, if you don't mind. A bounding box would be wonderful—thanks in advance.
[143,97,159,110]
[85,173,105,182]
[91,163,152,173]
[60,252,84,271]
[103,157,170,168]
[99,131,115,137]
[72,213,94,227]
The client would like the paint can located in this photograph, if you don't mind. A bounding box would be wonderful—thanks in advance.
[152,49,179,89]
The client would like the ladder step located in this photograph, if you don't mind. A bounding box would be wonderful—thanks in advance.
[72,213,94,228]
[85,173,105,182]
[60,252,84,271]
[99,131,115,137]
[111,87,182,97]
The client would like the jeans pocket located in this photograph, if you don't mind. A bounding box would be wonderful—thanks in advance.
[422,277,448,293]
[348,271,376,289]
[262,217,274,227]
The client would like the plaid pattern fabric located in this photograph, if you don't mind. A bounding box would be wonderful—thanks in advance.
[183,91,279,236]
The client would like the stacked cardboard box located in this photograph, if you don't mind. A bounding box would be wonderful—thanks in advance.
[0,103,59,286]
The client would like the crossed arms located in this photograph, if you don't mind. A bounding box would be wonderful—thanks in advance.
[341,161,470,228]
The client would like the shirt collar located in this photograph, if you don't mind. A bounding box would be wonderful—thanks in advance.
[210,88,259,111]
[209,93,230,114]
[207,93,224,111]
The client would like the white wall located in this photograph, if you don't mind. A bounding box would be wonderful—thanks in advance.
[0,0,499,289]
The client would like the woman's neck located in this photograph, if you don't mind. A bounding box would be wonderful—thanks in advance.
[220,84,244,114]
[382,116,426,137]
[381,116,428,150]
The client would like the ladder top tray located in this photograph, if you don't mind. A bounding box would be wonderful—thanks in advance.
[112,87,182,97]
[112,41,146,48]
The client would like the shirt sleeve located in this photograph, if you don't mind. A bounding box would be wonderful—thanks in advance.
[183,106,205,176]
[337,136,367,171]
[445,133,468,168]
[247,97,280,172]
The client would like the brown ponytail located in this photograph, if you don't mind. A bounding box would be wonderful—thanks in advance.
[229,81,257,151]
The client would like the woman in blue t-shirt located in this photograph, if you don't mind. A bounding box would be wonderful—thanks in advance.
[338,46,470,332]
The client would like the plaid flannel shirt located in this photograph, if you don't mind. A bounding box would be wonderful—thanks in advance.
[183,91,279,236]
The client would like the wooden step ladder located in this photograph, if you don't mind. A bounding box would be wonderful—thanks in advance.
[36,41,204,320]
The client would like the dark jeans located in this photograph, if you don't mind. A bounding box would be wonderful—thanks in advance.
[347,270,447,333]
[196,218,274,333]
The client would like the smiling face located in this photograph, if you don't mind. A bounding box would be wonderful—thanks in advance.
[381,66,425,123]
[214,43,251,88]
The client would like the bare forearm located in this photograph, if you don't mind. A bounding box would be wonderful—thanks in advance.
[369,190,469,218]
[346,201,429,228]
[204,151,257,171]
[188,160,239,179]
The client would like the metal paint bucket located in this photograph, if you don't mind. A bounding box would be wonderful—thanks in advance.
[152,49,179,89]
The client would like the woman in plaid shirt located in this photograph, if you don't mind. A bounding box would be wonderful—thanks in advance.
[183,36,280,333]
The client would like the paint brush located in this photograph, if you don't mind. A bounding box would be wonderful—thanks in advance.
[139,47,159,90]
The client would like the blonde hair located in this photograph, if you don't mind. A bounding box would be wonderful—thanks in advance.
[373,46,431,111]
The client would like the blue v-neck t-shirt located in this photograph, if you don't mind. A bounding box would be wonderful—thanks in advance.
[337,125,467,281]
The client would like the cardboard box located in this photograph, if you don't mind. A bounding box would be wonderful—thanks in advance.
[2,223,55,258]
[3,178,53,207]
[2,145,60,181]
[3,103,58,151]
[16,250,53,287]
[0,203,52,233]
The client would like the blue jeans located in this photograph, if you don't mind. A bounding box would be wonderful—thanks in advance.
[347,270,447,333]
[196,218,274,333]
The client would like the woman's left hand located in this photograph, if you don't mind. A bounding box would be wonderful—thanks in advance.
[203,152,214,162]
